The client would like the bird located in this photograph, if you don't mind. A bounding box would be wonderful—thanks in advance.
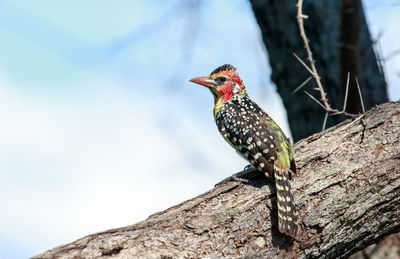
[189,64,299,238]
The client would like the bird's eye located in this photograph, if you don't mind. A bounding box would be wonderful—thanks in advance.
[216,77,227,84]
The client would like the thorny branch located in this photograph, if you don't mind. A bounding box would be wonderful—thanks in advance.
[295,0,365,130]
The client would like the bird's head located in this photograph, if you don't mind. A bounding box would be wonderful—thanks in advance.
[189,64,247,103]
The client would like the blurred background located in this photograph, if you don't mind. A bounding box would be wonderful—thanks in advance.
[0,0,398,258]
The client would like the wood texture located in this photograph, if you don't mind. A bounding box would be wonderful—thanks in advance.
[35,102,400,259]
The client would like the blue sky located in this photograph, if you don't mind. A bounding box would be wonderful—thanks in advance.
[0,1,399,258]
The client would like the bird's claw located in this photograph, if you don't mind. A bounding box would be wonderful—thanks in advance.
[215,166,257,186]
[243,164,253,171]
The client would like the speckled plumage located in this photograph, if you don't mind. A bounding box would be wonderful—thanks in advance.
[190,64,299,238]
[216,95,282,175]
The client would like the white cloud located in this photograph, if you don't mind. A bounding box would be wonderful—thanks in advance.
[0,76,232,256]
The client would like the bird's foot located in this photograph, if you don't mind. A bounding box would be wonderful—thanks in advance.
[215,165,257,186]
[243,164,253,171]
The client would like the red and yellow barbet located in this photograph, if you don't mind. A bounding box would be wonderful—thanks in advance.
[190,64,299,238]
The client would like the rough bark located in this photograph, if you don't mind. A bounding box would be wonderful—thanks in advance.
[349,232,400,259]
[35,101,400,259]
[249,0,388,141]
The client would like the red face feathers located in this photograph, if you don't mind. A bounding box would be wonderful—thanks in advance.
[189,64,246,103]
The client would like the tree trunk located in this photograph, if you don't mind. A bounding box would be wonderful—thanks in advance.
[340,0,363,114]
[35,101,400,259]
[249,0,388,141]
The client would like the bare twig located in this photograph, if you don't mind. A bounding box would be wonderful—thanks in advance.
[355,77,365,114]
[339,114,365,132]
[322,112,329,131]
[293,52,314,76]
[343,72,350,112]
[292,76,312,94]
[304,91,326,110]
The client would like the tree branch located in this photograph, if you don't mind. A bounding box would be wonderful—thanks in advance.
[296,0,330,111]
[35,102,400,259]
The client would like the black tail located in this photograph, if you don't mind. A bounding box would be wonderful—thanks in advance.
[274,167,298,238]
